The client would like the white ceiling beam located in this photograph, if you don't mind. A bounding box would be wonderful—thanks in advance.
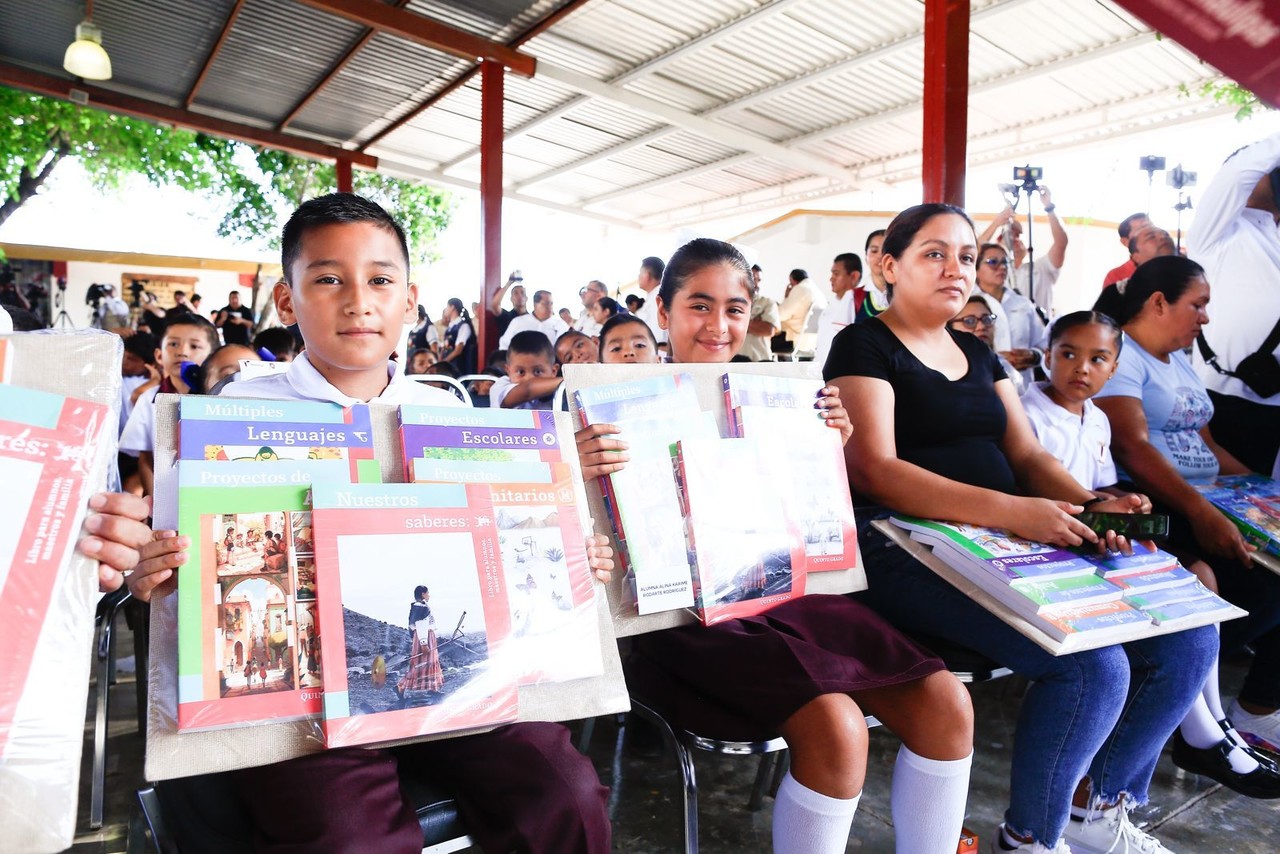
[435,0,808,173]
[513,0,1036,191]
[535,60,861,185]
[573,30,1161,210]
[633,92,1232,230]
[370,154,644,230]
[581,153,759,207]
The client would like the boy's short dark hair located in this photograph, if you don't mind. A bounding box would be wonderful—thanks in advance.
[124,330,157,364]
[253,326,298,359]
[280,193,410,280]
[164,314,220,352]
[508,330,556,362]
[641,256,665,281]
[833,252,862,275]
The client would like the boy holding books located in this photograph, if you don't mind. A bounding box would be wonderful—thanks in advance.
[120,315,220,495]
[84,193,613,854]
[491,329,564,409]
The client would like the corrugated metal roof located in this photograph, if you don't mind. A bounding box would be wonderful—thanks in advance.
[1,0,1240,230]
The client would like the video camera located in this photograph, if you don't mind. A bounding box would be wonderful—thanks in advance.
[85,282,111,309]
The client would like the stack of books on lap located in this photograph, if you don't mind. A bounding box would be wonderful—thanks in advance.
[890,516,1242,643]
[171,397,609,745]
[174,398,377,731]
[400,405,603,687]
[722,373,859,574]
[1193,474,1280,573]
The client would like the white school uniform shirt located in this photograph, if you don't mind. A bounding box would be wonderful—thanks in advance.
[220,350,463,409]
[119,384,159,455]
[813,289,855,369]
[498,313,570,351]
[1022,381,1117,491]
[634,289,667,344]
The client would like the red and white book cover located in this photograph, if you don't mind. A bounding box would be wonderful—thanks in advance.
[0,384,109,759]
[311,482,518,748]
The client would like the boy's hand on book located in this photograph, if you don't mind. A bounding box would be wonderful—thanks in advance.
[585,533,614,583]
[1009,498,1097,547]
[128,530,190,602]
[79,492,153,593]
[575,423,629,480]
[817,385,853,445]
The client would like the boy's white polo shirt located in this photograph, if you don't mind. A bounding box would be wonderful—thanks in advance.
[221,351,463,408]
[1022,381,1117,491]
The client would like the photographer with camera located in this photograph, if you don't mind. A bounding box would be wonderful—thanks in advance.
[0,266,31,313]
[1188,130,1280,479]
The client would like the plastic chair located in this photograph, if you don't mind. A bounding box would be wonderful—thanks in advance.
[90,588,134,829]
[409,373,473,406]
[131,771,472,854]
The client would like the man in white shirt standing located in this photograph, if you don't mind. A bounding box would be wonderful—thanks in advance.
[739,264,780,362]
[814,253,860,368]
[634,257,667,347]
[777,269,825,360]
[499,289,570,350]
[574,280,608,338]
[1189,130,1280,478]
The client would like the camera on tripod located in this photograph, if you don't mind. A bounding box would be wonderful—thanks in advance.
[85,282,110,310]
[1013,165,1043,192]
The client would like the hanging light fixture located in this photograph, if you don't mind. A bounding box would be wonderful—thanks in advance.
[63,0,112,80]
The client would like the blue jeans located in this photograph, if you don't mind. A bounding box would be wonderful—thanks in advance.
[856,521,1217,846]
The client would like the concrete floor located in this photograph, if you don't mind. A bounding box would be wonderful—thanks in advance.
[71,616,1280,853]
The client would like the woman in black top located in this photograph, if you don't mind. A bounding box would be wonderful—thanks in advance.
[824,203,1216,854]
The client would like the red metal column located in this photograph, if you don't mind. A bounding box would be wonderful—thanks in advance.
[479,59,504,365]
[922,0,970,206]
[335,157,353,193]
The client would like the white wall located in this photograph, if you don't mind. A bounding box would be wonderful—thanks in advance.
[732,211,1127,317]
[59,262,246,331]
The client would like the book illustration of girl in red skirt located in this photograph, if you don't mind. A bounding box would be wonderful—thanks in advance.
[398,585,444,696]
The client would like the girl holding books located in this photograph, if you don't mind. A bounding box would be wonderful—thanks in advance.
[578,238,975,854]
[1092,256,1280,774]
[1026,308,1280,799]
[824,203,1216,854]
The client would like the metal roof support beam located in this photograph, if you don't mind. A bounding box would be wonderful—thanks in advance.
[436,0,808,173]
[278,0,412,131]
[185,0,245,108]
[0,62,378,170]
[357,0,593,152]
[568,30,1156,210]
[296,0,536,77]
[479,60,504,361]
[922,0,970,205]
[537,62,857,186]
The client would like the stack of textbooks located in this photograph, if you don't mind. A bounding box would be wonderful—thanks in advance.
[0,384,111,760]
[574,371,860,624]
[174,397,377,731]
[1194,475,1280,573]
[173,398,603,746]
[889,517,1239,642]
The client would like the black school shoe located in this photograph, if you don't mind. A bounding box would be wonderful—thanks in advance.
[1172,730,1280,798]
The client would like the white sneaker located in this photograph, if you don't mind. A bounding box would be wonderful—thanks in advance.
[990,823,1073,853]
[1229,699,1280,754]
[1061,798,1172,854]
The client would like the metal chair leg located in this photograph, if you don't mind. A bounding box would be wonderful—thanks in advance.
[748,752,779,811]
[90,597,118,830]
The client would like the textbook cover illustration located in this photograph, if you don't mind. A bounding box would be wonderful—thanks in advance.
[399,405,561,480]
[0,384,109,759]
[178,396,377,483]
[175,461,329,731]
[1081,542,1180,579]
[311,482,518,748]
[672,436,806,625]
[1194,475,1280,571]
[575,374,711,615]
[408,457,602,685]
[729,380,858,572]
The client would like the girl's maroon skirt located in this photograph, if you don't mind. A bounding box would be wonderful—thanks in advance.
[626,593,943,741]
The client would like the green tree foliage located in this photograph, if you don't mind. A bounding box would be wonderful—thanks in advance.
[0,87,452,264]
[1181,79,1270,121]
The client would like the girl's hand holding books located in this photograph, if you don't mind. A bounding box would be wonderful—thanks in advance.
[1189,502,1256,566]
[575,422,628,480]
[585,533,614,584]
[128,529,189,602]
[817,384,853,445]
[79,492,155,594]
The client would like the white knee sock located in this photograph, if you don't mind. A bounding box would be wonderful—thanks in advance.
[890,745,973,854]
[772,771,860,854]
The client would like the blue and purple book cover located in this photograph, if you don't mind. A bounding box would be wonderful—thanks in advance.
[398,406,561,481]
[1081,542,1180,579]
[1109,565,1198,592]
[178,397,375,482]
